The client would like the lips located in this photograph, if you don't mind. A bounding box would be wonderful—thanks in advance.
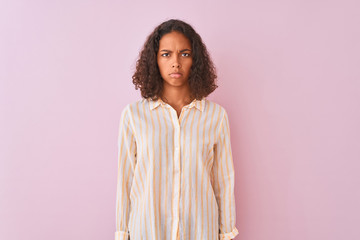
[169,72,182,78]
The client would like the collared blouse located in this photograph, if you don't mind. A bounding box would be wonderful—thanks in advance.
[115,97,238,240]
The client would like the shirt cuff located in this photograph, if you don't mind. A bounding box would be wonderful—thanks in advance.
[115,230,129,240]
[219,227,239,239]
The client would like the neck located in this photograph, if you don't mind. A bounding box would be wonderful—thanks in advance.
[160,83,193,107]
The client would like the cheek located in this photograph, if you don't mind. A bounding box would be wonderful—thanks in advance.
[185,60,193,71]
[157,59,165,72]
[157,61,168,78]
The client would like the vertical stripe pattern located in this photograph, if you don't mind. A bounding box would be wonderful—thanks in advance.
[115,98,239,240]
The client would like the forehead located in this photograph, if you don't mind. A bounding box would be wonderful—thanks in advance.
[159,31,191,48]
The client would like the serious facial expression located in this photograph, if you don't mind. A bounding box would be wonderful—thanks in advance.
[157,31,193,88]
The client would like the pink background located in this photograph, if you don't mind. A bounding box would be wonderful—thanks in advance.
[1,0,360,239]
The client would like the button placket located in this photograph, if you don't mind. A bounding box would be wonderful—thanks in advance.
[170,107,182,240]
[165,103,189,240]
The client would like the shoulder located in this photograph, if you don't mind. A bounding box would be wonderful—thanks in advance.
[120,98,149,114]
[204,99,228,117]
[118,99,147,129]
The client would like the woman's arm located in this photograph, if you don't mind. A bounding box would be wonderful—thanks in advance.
[211,109,239,239]
[115,105,137,240]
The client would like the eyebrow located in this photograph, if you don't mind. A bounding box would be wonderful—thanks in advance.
[159,49,192,52]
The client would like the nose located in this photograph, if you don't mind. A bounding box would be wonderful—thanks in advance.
[172,62,180,68]
[172,56,181,68]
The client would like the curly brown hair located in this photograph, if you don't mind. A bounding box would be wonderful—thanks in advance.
[132,19,218,100]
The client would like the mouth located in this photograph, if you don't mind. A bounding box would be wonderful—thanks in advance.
[169,72,183,78]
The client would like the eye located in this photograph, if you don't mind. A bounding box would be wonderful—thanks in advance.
[161,53,170,57]
[182,53,191,57]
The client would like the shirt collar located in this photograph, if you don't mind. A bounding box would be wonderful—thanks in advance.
[149,97,206,112]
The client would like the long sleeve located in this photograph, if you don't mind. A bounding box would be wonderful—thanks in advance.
[115,105,137,240]
[211,110,239,240]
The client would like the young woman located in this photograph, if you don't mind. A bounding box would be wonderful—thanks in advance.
[115,19,238,240]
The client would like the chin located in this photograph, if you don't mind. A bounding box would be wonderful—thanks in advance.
[165,79,188,87]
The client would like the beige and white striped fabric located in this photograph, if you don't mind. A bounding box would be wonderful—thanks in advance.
[115,97,238,240]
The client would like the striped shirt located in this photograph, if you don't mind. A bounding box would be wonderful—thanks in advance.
[115,97,238,240]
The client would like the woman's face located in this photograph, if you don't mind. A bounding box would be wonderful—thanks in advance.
[157,31,193,88]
